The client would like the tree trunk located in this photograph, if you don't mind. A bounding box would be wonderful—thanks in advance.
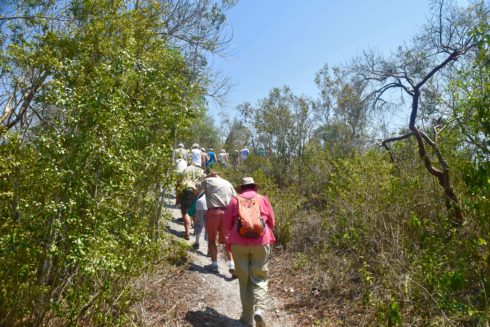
[410,91,464,226]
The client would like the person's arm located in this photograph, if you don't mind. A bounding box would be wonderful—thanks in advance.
[262,196,275,230]
[224,197,238,232]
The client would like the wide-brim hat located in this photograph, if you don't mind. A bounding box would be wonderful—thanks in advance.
[240,177,258,187]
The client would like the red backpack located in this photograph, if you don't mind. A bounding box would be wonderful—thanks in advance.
[236,195,266,238]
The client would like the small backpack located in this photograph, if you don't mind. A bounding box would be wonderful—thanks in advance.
[236,195,265,238]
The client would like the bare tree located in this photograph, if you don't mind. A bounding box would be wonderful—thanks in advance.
[157,0,236,103]
[353,0,489,226]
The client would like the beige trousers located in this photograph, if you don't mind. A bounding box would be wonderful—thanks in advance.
[231,243,271,323]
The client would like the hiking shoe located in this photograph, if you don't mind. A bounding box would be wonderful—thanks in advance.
[253,309,266,327]
[192,242,199,249]
[205,264,219,274]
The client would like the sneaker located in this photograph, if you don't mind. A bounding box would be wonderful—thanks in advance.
[253,309,266,327]
[205,264,219,274]
[192,242,199,249]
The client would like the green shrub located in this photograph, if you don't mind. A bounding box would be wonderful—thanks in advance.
[0,2,199,325]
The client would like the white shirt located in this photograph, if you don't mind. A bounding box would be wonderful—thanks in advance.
[175,158,187,173]
[239,148,249,161]
[195,192,207,211]
[174,148,187,159]
[191,148,202,166]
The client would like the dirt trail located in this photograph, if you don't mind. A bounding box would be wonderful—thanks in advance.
[154,198,296,326]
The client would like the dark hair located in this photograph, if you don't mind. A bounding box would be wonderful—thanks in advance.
[239,184,258,193]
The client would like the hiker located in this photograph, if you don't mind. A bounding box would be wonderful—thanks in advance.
[174,157,188,207]
[199,171,237,275]
[175,156,188,174]
[189,190,207,250]
[230,149,239,166]
[200,147,209,170]
[174,143,187,161]
[177,163,205,239]
[190,143,202,167]
[217,149,229,167]
[238,146,249,165]
[206,148,217,172]
[224,177,276,327]
[257,146,265,157]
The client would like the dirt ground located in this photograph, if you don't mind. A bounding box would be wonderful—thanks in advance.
[131,199,303,327]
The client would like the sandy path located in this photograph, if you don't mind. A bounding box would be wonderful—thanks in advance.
[163,199,295,327]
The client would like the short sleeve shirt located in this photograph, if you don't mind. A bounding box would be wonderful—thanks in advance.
[199,176,236,208]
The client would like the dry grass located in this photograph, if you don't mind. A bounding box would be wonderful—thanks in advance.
[130,263,200,326]
[268,248,378,326]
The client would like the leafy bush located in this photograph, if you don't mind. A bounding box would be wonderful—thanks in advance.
[0,2,200,325]
[273,148,489,325]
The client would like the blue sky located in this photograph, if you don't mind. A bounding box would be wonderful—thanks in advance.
[208,0,448,121]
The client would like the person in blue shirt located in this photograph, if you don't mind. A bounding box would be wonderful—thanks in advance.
[206,148,217,172]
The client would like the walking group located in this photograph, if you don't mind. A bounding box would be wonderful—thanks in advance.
[173,143,274,327]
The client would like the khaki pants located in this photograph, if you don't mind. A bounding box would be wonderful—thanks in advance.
[231,244,270,323]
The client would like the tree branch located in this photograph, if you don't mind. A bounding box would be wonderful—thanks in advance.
[0,94,14,125]
[381,131,415,146]
[3,72,48,130]
[0,15,70,22]
[381,132,414,163]
[415,50,460,89]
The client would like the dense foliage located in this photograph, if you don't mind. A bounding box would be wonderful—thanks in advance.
[0,0,232,325]
[218,1,489,325]
[0,0,488,326]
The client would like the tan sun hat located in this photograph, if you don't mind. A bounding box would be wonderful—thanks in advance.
[241,177,257,187]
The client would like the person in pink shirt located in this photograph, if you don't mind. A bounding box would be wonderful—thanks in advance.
[224,177,275,327]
